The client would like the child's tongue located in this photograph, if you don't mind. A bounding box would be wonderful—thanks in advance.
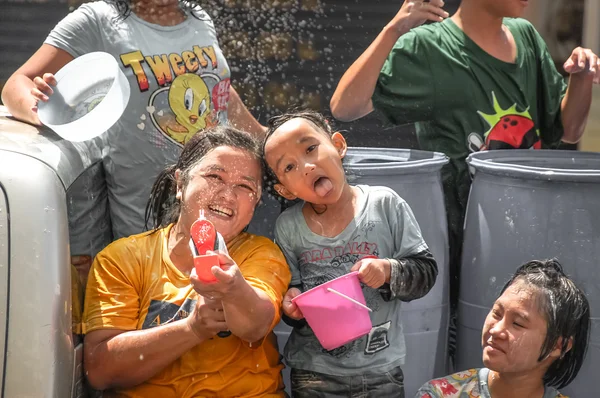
[314,177,333,197]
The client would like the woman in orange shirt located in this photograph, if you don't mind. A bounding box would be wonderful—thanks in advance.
[82,125,291,397]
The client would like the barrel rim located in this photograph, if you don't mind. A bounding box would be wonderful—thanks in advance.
[467,149,600,182]
[346,147,449,173]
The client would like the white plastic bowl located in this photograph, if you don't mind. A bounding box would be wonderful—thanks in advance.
[38,52,130,142]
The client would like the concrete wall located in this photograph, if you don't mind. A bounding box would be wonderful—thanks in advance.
[523,0,600,152]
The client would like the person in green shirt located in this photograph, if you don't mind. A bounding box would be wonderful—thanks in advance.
[330,0,599,358]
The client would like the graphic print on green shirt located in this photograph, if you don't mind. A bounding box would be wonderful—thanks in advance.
[468,91,541,152]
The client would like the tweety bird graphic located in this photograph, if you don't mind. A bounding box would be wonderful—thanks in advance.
[167,73,211,144]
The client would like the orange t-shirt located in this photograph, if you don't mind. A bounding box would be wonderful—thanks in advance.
[83,225,291,397]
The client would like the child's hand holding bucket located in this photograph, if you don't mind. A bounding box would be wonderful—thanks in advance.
[350,255,391,288]
[282,287,304,320]
[290,272,372,350]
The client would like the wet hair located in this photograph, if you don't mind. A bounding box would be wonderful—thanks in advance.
[144,125,262,230]
[499,258,590,389]
[262,109,336,194]
[265,109,334,144]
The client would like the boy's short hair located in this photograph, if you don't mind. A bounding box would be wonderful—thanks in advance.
[262,109,335,199]
[500,258,590,389]
[265,109,334,144]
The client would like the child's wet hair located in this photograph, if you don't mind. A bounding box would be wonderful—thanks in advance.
[264,109,334,146]
[262,109,336,199]
[144,125,262,230]
[499,258,590,389]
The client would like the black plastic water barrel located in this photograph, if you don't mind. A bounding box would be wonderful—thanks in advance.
[345,147,449,396]
[456,150,600,396]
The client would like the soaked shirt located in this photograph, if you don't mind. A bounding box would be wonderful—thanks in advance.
[275,185,430,376]
[83,226,291,397]
[46,2,231,241]
[415,368,568,398]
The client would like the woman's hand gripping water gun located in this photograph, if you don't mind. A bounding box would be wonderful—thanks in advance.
[189,210,234,337]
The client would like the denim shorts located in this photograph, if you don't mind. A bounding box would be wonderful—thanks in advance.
[290,366,405,398]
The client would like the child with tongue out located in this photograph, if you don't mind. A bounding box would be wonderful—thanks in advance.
[263,110,439,397]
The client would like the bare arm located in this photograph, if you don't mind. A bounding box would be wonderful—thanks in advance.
[329,26,401,121]
[560,47,600,143]
[84,296,227,391]
[221,282,275,342]
[1,44,74,126]
[330,0,448,122]
[85,323,202,391]
[191,251,275,343]
[228,85,267,138]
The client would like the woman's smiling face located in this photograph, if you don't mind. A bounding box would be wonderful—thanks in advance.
[177,145,262,243]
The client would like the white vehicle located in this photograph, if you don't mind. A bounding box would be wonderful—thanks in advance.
[0,105,103,398]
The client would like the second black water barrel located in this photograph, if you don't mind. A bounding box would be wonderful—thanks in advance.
[456,150,600,396]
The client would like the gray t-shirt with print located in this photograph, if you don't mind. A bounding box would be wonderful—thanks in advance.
[274,185,429,376]
[45,2,230,243]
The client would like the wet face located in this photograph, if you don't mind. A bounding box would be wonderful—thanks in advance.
[264,118,347,205]
[130,0,184,21]
[481,280,558,374]
[176,146,262,243]
[480,0,529,18]
[134,0,179,8]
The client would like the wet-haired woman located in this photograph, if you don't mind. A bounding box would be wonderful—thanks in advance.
[1,0,265,274]
[82,126,290,397]
[416,258,590,398]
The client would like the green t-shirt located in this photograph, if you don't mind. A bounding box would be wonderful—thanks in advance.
[372,18,567,236]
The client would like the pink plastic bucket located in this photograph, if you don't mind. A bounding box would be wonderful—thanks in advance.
[292,271,372,350]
